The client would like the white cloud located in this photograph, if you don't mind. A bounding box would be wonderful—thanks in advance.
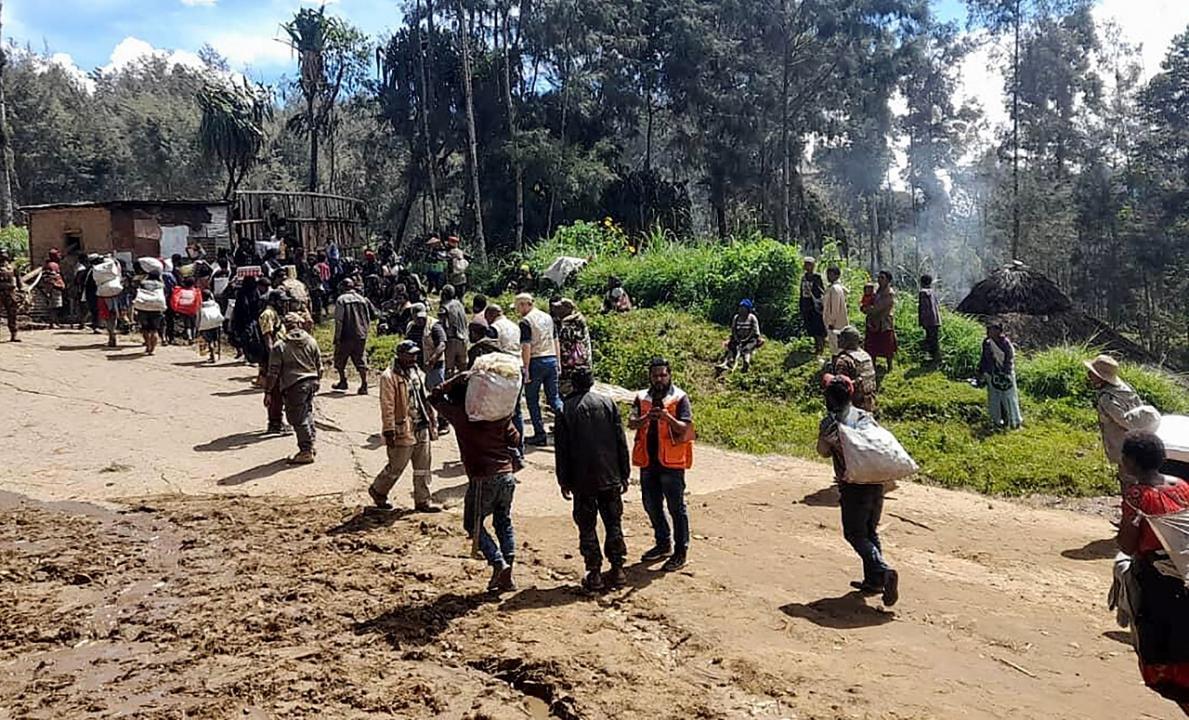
[47,52,97,93]
[180,0,218,6]
[1093,0,1189,78]
[208,30,294,68]
[101,36,206,74]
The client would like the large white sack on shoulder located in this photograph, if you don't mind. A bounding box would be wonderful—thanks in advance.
[96,276,124,298]
[92,259,120,284]
[1157,415,1189,463]
[839,421,919,485]
[198,301,225,331]
[466,353,523,421]
[133,288,167,312]
[138,257,164,275]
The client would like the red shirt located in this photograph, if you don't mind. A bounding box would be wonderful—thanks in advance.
[314,262,331,282]
[1122,479,1189,554]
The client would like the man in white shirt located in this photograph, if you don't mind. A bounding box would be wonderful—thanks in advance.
[823,266,849,354]
[516,293,563,447]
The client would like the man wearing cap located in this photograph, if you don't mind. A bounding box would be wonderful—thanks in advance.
[370,340,441,512]
[516,293,563,447]
[439,284,469,379]
[1086,354,1160,486]
[717,299,762,374]
[800,257,827,355]
[266,312,323,465]
[831,325,878,412]
[332,278,375,395]
[816,374,899,607]
[0,249,22,342]
[556,367,631,591]
[628,357,694,572]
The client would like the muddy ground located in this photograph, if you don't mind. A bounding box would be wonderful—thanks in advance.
[0,331,1177,719]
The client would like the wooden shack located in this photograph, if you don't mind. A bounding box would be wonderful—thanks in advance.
[21,200,232,265]
[232,190,366,254]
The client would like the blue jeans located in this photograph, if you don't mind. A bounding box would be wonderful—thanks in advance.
[839,483,889,585]
[640,468,689,551]
[525,356,563,437]
[463,474,517,568]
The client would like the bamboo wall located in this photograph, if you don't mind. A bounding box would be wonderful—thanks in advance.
[233,191,366,253]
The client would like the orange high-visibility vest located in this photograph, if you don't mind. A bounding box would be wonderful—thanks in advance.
[632,388,694,470]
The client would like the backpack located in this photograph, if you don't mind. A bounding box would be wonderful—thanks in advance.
[171,286,202,316]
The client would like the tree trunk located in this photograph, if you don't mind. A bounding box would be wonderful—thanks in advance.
[779,0,791,245]
[869,195,880,275]
[306,96,319,193]
[457,0,486,261]
[1011,0,1021,260]
[500,1,524,250]
[0,0,14,227]
[414,0,441,234]
[395,160,423,247]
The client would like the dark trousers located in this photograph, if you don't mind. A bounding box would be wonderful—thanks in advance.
[0,292,16,337]
[282,379,318,451]
[840,483,889,585]
[573,488,626,570]
[923,325,940,359]
[641,467,689,551]
[463,474,517,568]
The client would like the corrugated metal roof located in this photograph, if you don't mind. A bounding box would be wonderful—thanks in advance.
[20,199,229,212]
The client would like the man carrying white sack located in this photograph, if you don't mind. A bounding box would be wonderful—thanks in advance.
[369,340,441,513]
[816,373,900,607]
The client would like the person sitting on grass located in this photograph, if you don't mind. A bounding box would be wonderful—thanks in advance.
[717,299,763,374]
[602,276,633,314]
[816,374,900,607]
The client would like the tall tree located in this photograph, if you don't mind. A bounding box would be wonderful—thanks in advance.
[198,80,273,200]
[0,0,16,227]
[455,0,487,260]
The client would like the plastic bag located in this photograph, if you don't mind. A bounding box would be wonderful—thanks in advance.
[1158,414,1189,464]
[171,287,201,316]
[133,287,167,312]
[198,300,225,331]
[466,353,523,422]
[92,258,120,284]
[138,257,164,275]
[96,276,124,298]
[838,411,919,485]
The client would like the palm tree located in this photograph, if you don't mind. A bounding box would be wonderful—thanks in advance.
[198,81,273,200]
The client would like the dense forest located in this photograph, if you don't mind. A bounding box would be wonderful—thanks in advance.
[1,1,1187,363]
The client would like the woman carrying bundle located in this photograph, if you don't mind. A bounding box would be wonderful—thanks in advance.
[1116,432,1189,717]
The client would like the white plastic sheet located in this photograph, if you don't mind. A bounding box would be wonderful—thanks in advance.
[1157,414,1189,464]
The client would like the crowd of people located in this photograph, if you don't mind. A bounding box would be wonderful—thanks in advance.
[3,239,1186,715]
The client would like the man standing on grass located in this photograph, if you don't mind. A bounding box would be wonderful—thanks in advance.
[629,357,694,572]
[918,275,942,363]
[331,278,374,395]
[439,284,469,379]
[0,250,21,342]
[516,293,563,447]
[823,266,849,354]
[800,257,827,355]
[816,374,899,607]
[555,367,631,591]
[370,340,441,513]
[267,312,323,465]
[431,375,522,594]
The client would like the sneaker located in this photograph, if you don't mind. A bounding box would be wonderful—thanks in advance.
[881,569,900,608]
[368,487,392,510]
[525,435,548,447]
[357,385,369,396]
[604,565,627,588]
[331,381,348,392]
[641,544,672,562]
[661,551,687,572]
[582,570,605,592]
[414,501,443,513]
[288,450,316,465]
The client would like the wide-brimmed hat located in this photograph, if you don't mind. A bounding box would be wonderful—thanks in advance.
[1084,354,1121,386]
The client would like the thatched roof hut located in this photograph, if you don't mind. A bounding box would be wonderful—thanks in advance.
[956,261,1072,316]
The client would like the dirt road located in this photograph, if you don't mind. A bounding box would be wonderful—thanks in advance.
[0,331,1176,719]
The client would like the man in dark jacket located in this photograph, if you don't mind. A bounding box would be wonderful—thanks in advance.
[554,367,632,591]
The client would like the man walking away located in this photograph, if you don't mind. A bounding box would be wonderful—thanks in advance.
[816,374,899,607]
[823,266,849,354]
[555,367,631,591]
[485,303,521,354]
[918,275,942,362]
[800,257,827,355]
[471,294,489,325]
[431,375,521,593]
[629,358,694,572]
[370,340,441,512]
[266,313,323,465]
[439,284,469,379]
[407,302,449,434]
[0,250,21,342]
[468,319,503,368]
[332,278,374,395]
[516,293,563,447]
